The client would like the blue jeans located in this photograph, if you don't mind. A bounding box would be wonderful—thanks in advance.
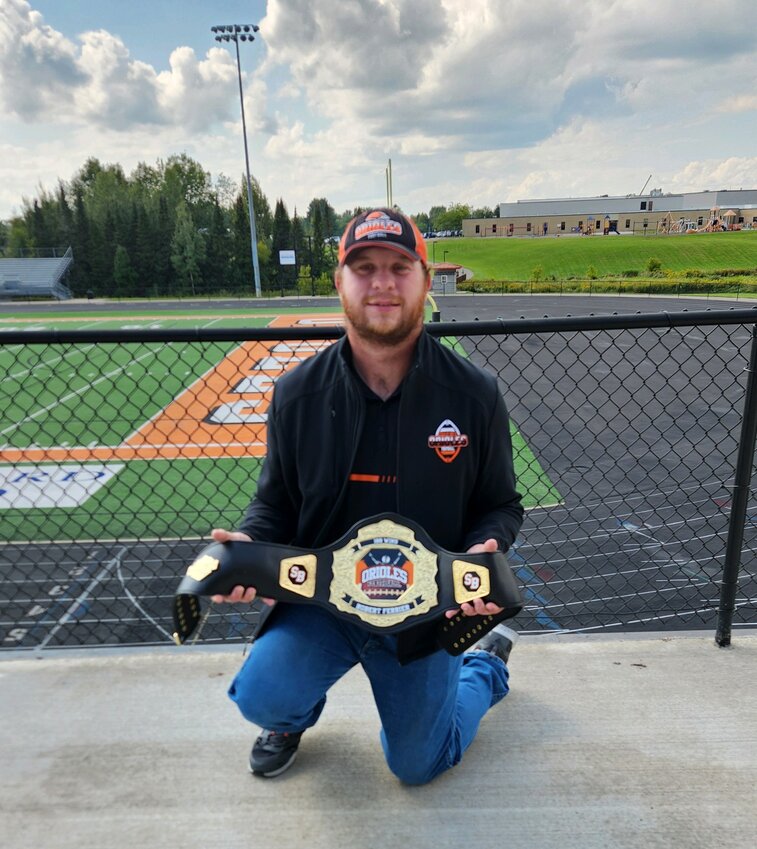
[228,604,510,785]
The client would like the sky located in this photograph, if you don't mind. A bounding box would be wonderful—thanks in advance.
[1,0,757,221]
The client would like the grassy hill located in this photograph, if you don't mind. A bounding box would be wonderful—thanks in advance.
[434,231,757,281]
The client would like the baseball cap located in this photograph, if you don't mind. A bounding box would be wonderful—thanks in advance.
[338,207,427,266]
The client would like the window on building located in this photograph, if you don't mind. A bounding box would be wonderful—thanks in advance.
[578,221,583,229]
[526,222,532,232]
[739,217,744,224]
[596,220,601,230]
[649,201,653,211]
[492,224,497,233]
[508,223,514,234]
[441,275,448,283]
[560,221,565,231]
[475,224,480,234]
[640,201,647,210]
[698,217,704,225]
[625,219,631,229]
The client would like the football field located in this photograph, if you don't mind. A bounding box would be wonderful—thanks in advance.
[0,307,559,544]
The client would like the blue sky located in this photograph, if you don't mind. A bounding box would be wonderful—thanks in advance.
[2,0,756,221]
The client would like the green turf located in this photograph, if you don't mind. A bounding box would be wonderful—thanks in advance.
[434,230,757,280]
[1,338,241,447]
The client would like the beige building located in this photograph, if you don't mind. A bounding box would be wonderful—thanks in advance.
[463,188,757,237]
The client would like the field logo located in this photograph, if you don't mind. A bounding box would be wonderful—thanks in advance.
[0,464,124,509]
[428,419,469,464]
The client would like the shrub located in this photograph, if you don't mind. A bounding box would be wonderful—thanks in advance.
[646,257,663,275]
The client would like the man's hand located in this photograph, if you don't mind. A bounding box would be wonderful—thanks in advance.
[444,538,505,619]
[208,528,275,606]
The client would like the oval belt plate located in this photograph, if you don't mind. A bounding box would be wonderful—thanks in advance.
[329,518,439,628]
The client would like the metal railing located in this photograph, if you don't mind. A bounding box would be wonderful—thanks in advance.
[1,309,756,650]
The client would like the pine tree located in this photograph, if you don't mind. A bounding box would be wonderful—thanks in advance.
[310,205,325,278]
[154,195,174,296]
[202,199,231,294]
[231,192,252,293]
[70,187,92,293]
[171,201,206,296]
[271,198,293,290]
[113,245,138,298]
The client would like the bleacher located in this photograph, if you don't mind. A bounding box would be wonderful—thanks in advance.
[0,248,74,300]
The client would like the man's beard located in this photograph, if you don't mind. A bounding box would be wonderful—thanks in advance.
[341,294,426,346]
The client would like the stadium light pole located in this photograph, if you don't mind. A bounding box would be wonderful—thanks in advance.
[211,23,262,297]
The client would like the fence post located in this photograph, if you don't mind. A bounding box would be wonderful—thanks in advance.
[716,323,757,646]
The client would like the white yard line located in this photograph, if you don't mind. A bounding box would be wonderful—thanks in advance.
[0,347,159,438]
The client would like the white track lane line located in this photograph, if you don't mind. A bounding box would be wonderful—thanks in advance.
[36,546,127,649]
[115,558,173,640]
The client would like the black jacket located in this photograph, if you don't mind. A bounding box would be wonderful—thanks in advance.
[239,330,524,663]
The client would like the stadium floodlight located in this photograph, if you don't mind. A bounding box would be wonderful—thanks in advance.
[211,22,262,297]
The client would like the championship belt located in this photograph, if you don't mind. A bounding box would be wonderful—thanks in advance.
[172,513,523,655]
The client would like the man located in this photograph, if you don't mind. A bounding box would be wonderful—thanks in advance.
[212,207,523,784]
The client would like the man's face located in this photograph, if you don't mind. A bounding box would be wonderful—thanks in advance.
[336,247,430,346]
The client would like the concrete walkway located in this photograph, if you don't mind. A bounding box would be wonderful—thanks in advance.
[2,632,756,849]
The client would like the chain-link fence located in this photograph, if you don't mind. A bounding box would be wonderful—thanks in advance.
[1,310,756,651]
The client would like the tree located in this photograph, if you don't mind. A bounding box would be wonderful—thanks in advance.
[429,205,447,232]
[113,245,138,298]
[171,201,206,296]
[162,153,214,210]
[412,211,430,233]
[134,203,157,297]
[70,186,92,292]
[248,176,273,241]
[154,195,174,296]
[306,197,337,238]
[471,206,497,219]
[231,192,253,292]
[291,209,305,274]
[56,181,74,246]
[6,218,31,257]
[201,199,231,294]
[271,198,295,290]
[436,204,471,232]
[310,205,325,278]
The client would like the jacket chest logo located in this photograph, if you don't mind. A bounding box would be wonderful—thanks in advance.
[428,419,469,464]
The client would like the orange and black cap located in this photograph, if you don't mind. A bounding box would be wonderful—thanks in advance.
[338,208,428,266]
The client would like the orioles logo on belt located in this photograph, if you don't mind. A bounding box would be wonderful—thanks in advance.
[428,419,469,463]
[330,518,438,628]
[356,548,413,599]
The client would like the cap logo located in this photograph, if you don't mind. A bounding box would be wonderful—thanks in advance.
[354,212,403,242]
[428,419,469,463]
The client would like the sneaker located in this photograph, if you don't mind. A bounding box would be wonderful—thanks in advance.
[470,623,519,665]
[249,729,304,778]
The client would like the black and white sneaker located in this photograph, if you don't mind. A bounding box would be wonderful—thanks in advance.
[470,623,519,665]
[249,729,304,778]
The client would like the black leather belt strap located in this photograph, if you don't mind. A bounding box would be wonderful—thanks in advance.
[173,513,523,655]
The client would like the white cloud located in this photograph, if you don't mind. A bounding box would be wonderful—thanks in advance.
[0,0,250,132]
[1,0,756,220]
[718,94,757,114]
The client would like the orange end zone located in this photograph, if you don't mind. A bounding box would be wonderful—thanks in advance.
[2,313,343,465]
